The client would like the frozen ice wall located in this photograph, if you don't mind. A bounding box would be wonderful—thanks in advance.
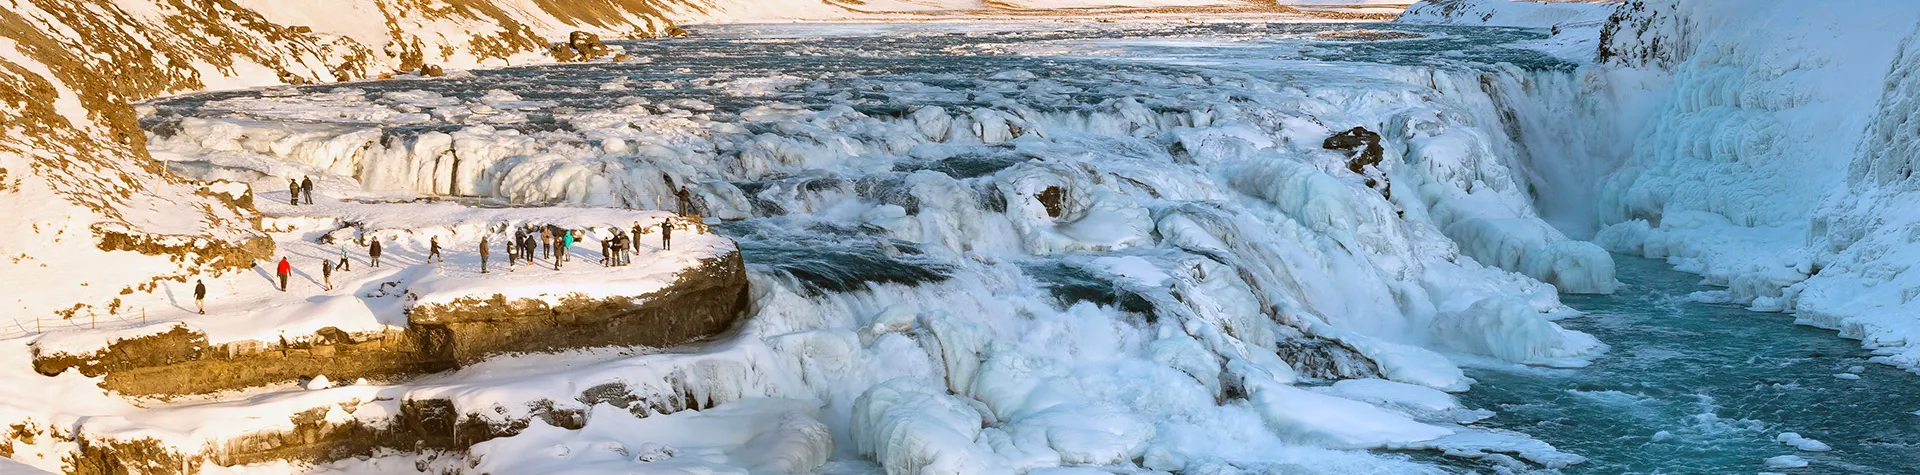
[1448,0,1920,372]
[138,23,1611,472]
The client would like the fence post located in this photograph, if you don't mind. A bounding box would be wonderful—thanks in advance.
[142,307,147,324]
[90,313,95,329]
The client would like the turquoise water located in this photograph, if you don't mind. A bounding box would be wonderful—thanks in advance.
[1460,255,1920,473]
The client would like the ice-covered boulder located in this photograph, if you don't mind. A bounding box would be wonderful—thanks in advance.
[1246,379,1453,449]
[1445,217,1617,294]
[1430,296,1603,366]
[850,378,1008,475]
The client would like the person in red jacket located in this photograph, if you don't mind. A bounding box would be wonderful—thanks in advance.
[275,257,292,292]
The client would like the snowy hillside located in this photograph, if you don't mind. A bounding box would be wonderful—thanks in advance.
[0,0,694,344]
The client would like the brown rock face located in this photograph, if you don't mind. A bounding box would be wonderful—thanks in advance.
[420,64,446,77]
[1322,126,1391,200]
[409,249,749,365]
[553,30,611,62]
[30,251,749,396]
[1322,126,1384,173]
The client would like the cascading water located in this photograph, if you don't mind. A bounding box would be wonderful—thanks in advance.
[140,22,1645,473]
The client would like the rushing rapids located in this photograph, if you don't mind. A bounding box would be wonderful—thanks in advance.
[113,20,1662,473]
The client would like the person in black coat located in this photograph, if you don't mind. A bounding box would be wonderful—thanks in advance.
[600,232,612,267]
[300,176,315,204]
[428,236,443,264]
[193,279,207,315]
[506,235,518,270]
[660,220,673,251]
[287,179,300,206]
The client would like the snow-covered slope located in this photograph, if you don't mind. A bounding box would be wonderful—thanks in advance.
[0,0,712,346]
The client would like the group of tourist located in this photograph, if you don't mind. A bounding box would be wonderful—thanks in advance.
[207,180,705,313]
[251,219,685,300]
[286,177,314,206]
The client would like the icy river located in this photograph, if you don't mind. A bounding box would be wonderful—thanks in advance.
[139,21,1920,474]
[1460,255,1920,473]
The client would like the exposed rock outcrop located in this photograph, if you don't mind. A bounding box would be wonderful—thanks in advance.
[1323,126,1391,200]
[409,250,749,365]
[30,251,749,396]
[61,361,765,471]
[551,31,612,62]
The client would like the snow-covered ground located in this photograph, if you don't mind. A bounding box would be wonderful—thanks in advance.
[23,199,727,357]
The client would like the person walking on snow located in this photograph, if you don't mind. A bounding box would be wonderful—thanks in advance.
[338,244,352,271]
[193,279,207,315]
[275,257,292,292]
[480,236,491,274]
[321,259,334,291]
[369,238,383,268]
[600,232,612,267]
[660,220,673,251]
[300,176,314,205]
[428,236,443,264]
[562,230,575,263]
[506,236,518,271]
[551,232,564,270]
[287,179,300,206]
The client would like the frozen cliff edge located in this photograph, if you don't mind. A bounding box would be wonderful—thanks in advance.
[1591,0,1920,372]
[1413,0,1920,373]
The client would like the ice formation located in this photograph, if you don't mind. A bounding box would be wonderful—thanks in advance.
[1,17,1648,475]
[1419,0,1920,375]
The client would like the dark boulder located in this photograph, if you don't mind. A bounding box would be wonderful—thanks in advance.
[555,31,610,61]
[1322,126,1383,174]
[1322,126,1391,201]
